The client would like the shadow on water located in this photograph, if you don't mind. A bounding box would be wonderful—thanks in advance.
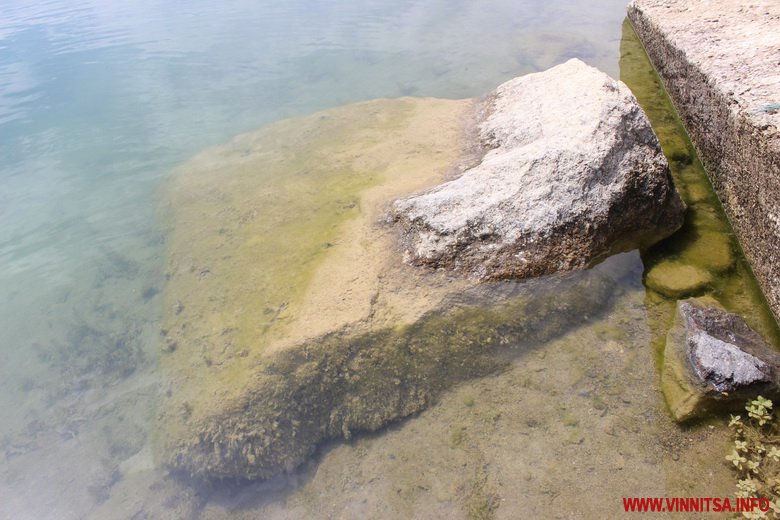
[619,18,780,367]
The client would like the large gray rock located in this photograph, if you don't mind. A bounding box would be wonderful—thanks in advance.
[393,58,685,280]
[662,297,780,422]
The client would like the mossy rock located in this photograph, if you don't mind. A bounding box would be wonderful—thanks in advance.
[680,230,735,273]
[661,297,779,422]
[645,261,712,298]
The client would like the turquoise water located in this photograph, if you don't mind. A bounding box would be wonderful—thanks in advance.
[1,1,633,518]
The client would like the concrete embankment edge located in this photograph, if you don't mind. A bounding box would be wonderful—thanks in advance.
[627,0,780,323]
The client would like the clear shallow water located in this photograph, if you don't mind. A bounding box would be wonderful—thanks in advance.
[0,1,691,518]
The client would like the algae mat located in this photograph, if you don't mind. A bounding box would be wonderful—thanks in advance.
[156,97,481,478]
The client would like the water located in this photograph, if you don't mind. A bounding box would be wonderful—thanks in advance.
[0,1,762,518]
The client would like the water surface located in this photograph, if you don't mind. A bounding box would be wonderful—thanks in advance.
[0,1,742,518]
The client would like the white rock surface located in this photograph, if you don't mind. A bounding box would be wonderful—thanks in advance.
[690,333,770,391]
[393,58,684,280]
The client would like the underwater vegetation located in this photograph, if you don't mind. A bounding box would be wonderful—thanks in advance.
[33,257,148,397]
[727,397,780,518]
[52,319,143,383]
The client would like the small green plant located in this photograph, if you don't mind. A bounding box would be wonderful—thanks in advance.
[749,397,775,426]
[727,397,780,518]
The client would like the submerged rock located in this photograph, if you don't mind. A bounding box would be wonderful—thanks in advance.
[662,297,780,422]
[644,261,712,298]
[165,268,623,481]
[680,230,735,273]
[393,58,685,280]
[156,97,479,482]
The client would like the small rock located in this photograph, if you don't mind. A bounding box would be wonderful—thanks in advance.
[680,230,735,273]
[661,297,780,421]
[645,261,712,298]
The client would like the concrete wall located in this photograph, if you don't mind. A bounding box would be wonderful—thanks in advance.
[628,0,780,323]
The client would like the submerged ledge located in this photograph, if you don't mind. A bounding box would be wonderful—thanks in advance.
[628,0,780,324]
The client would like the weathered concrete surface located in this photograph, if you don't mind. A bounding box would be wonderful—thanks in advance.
[662,297,780,422]
[628,0,780,323]
[392,58,684,281]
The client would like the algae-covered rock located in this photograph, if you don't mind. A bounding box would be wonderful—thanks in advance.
[156,97,478,481]
[680,230,735,273]
[165,269,621,480]
[661,297,780,422]
[392,58,685,280]
[645,261,712,298]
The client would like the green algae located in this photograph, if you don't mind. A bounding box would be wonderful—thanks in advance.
[680,230,735,273]
[160,101,409,366]
[620,19,780,351]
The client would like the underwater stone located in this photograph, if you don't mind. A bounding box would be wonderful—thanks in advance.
[393,58,685,280]
[661,297,780,422]
[644,261,712,298]
[162,266,620,481]
[680,230,735,273]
